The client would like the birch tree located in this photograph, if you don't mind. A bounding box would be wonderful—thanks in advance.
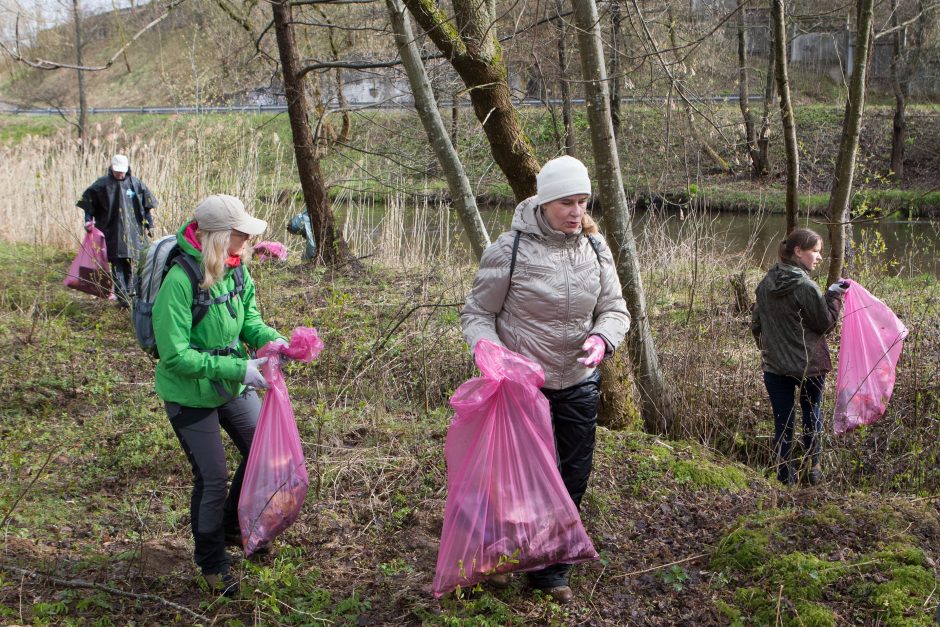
[571,0,676,435]
[385,0,490,259]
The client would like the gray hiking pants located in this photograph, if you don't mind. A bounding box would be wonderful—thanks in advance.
[166,389,260,575]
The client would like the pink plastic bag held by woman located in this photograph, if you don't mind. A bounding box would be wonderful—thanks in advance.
[432,340,598,597]
[833,280,908,434]
[238,327,324,555]
[64,226,113,299]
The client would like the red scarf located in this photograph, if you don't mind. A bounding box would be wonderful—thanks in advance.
[184,221,242,268]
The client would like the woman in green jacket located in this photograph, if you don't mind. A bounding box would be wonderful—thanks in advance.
[153,194,285,596]
[751,228,846,486]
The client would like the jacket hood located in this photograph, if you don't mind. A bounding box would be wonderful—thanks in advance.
[765,262,808,295]
[510,195,582,241]
[176,221,203,262]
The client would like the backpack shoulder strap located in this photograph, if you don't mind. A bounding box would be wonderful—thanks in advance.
[586,234,603,265]
[508,230,522,281]
[171,253,212,327]
[232,265,245,296]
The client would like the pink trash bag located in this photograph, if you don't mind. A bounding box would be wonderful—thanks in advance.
[253,241,288,262]
[432,339,598,597]
[833,279,908,434]
[64,226,113,299]
[237,327,324,555]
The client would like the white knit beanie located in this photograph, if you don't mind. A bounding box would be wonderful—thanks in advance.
[536,155,592,205]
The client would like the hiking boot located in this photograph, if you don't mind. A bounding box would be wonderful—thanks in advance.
[807,465,823,486]
[486,573,511,589]
[545,585,573,604]
[204,571,239,597]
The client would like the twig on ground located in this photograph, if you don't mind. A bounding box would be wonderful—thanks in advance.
[1,448,58,528]
[611,552,707,579]
[0,564,204,621]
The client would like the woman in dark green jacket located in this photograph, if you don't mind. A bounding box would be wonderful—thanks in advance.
[153,194,284,596]
[752,228,846,486]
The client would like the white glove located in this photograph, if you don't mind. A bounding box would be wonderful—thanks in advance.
[243,357,269,388]
[827,281,850,294]
[272,338,289,351]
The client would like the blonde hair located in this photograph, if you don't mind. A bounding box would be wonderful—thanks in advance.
[196,228,231,289]
[581,213,599,236]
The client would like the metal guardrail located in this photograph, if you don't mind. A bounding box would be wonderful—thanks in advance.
[3,95,764,116]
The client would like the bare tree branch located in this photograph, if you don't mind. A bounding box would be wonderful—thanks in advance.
[874,2,940,39]
[1,0,188,71]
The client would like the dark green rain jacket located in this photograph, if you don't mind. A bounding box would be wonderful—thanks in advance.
[152,224,282,407]
[751,261,843,378]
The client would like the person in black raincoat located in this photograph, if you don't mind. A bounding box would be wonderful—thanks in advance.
[77,154,158,306]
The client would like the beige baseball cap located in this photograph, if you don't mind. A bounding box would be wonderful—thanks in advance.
[194,194,267,236]
[111,154,129,173]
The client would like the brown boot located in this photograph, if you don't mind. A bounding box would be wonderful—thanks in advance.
[546,585,573,604]
[486,573,511,589]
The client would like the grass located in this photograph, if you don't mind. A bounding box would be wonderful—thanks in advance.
[0,230,938,623]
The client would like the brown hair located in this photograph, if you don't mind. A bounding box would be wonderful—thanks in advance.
[778,228,821,263]
[581,213,599,235]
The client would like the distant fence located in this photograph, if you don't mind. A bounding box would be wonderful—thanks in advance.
[4,95,764,116]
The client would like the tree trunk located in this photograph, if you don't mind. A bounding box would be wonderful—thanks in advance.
[889,0,907,179]
[609,1,623,140]
[771,0,799,234]
[757,32,775,177]
[736,0,760,177]
[72,0,87,147]
[386,0,490,259]
[403,0,541,201]
[571,0,676,436]
[827,0,875,286]
[271,0,357,266]
[555,0,576,156]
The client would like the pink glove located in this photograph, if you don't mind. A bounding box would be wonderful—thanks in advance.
[577,335,606,368]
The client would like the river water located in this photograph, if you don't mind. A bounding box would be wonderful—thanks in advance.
[336,200,939,277]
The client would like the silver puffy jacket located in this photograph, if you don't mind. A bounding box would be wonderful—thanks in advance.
[461,196,631,390]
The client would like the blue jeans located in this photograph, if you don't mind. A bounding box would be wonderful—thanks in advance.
[763,372,825,483]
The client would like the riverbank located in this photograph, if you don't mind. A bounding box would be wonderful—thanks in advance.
[3,103,940,224]
[0,243,937,624]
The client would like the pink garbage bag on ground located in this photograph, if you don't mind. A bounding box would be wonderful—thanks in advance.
[237,327,323,555]
[833,279,908,434]
[432,339,598,597]
[253,241,288,262]
[64,227,113,299]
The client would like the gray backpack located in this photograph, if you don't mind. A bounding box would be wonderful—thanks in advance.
[132,234,245,357]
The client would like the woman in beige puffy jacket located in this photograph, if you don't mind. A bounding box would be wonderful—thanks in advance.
[460,156,631,603]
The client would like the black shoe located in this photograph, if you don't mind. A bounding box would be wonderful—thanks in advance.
[204,571,239,597]
[807,465,823,486]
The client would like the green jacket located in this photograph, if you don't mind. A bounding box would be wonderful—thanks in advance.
[153,225,282,407]
[751,262,843,378]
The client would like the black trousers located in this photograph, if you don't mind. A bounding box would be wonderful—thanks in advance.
[763,372,825,483]
[166,389,260,575]
[527,371,601,589]
[110,258,134,306]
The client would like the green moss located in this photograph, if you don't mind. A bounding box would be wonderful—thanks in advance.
[712,527,771,573]
[875,544,928,568]
[872,565,937,625]
[670,459,749,491]
[793,602,837,627]
[761,552,841,601]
